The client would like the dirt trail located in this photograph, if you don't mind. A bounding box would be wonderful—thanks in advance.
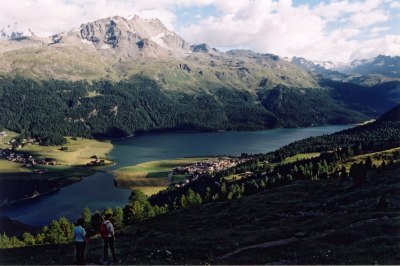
[69,145,89,166]
[217,215,392,261]
[216,230,335,261]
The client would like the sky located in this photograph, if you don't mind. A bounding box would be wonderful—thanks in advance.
[0,0,399,62]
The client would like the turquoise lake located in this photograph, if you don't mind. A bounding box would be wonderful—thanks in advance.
[1,125,352,226]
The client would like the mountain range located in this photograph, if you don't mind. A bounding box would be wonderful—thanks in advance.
[0,15,399,137]
[0,15,318,91]
[1,16,398,83]
[292,55,400,84]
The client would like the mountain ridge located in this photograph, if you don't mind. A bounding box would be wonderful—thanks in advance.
[292,55,400,84]
[0,14,323,97]
[0,15,398,138]
[1,15,398,91]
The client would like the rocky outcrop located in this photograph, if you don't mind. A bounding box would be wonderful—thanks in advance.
[179,63,191,73]
[80,23,100,43]
[136,39,149,50]
[190,43,210,53]
[49,34,62,45]
[105,20,119,48]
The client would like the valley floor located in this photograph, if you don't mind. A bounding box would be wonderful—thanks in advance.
[1,164,399,265]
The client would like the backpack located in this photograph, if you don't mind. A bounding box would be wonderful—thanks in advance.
[99,221,110,238]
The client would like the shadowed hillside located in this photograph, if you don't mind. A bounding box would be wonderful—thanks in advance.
[0,163,399,265]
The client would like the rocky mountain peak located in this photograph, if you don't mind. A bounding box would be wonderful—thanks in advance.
[57,14,190,59]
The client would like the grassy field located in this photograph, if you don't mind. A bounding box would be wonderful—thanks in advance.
[20,137,112,166]
[338,147,400,171]
[351,147,400,164]
[223,174,245,181]
[112,157,207,194]
[0,130,19,148]
[0,160,31,173]
[0,136,113,181]
[283,152,321,163]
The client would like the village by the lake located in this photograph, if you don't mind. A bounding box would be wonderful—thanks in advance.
[171,156,255,188]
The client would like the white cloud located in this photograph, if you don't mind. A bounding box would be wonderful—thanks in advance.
[390,1,400,8]
[368,26,390,37]
[313,1,361,21]
[179,0,399,62]
[349,35,400,60]
[349,9,388,28]
[0,0,398,62]
[0,0,180,35]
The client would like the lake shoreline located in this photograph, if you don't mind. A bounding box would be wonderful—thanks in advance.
[126,122,359,137]
[1,124,358,207]
[1,124,354,227]
[0,187,61,209]
[0,162,119,208]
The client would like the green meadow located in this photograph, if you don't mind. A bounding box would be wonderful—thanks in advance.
[0,135,113,181]
[112,157,208,195]
[283,152,321,163]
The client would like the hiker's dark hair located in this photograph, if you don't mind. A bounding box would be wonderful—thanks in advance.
[105,213,112,220]
[77,218,85,226]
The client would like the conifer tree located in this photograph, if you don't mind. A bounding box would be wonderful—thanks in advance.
[113,207,124,229]
[180,194,188,208]
[22,232,36,246]
[82,207,91,228]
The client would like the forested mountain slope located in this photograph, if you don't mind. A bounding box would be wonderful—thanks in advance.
[0,76,397,139]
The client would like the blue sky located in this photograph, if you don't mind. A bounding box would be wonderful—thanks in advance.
[0,0,399,62]
[173,5,220,27]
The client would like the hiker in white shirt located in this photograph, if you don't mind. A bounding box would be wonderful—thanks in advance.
[73,218,86,265]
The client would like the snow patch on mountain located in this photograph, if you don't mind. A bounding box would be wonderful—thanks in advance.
[292,55,400,78]
[151,32,168,49]
[0,23,34,41]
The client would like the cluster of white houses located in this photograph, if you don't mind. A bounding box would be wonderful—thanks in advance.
[172,156,253,188]
[3,136,37,148]
[174,156,251,176]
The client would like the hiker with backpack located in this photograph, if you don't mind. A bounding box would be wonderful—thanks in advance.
[73,218,87,265]
[100,213,119,263]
